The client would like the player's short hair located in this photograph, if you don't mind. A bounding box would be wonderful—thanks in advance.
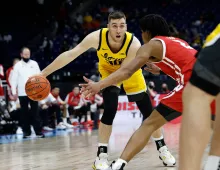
[139,14,170,37]
[108,11,126,23]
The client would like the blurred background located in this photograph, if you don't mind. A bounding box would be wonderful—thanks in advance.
[0,0,218,135]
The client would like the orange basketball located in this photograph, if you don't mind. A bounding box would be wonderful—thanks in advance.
[25,76,51,101]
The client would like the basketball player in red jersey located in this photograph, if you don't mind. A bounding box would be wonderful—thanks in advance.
[80,14,216,169]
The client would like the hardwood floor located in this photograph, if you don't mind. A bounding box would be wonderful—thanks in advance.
[0,122,209,170]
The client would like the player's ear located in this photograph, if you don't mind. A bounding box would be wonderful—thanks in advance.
[125,24,127,31]
[107,24,110,29]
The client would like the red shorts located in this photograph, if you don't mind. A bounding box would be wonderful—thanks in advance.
[211,101,216,115]
[160,84,216,114]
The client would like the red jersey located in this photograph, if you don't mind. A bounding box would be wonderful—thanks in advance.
[66,92,81,106]
[0,64,4,97]
[153,36,197,84]
[151,93,168,107]
[6,67,13,87]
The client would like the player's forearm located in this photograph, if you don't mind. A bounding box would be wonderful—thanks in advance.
[41,51,77,77]
[99,55,147,89]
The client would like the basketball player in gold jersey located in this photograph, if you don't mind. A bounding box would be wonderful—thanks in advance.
[38,11,175,169]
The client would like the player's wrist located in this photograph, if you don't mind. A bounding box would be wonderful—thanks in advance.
[41,71,48,77]
[99,81,105,90]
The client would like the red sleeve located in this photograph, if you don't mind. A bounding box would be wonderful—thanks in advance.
[67,93,79,106]
[6,68,12,87]
[67,93,72,106]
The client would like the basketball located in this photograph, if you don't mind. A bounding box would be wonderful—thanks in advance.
[25,76,51,101]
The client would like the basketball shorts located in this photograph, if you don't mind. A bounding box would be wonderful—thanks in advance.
[190,25,220,96]
[99,68,147,99]
[211,100,216,121]
[156,84,216,121]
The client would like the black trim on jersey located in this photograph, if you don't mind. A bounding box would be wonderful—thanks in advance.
[160,70,165,75]
[97,29,103,51]
[106,31,127,54]
[126,34,134,55]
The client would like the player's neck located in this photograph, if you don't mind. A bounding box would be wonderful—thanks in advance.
[108,34,125,52]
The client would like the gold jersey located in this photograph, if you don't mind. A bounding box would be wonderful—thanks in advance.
[96,28,147,95]
[203,24,220,48]
[97,28,133,72]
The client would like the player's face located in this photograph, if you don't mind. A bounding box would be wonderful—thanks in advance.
[73,87,80,95]
[108,18,127,42]
[141,31,150,44]
[21,48,31,59]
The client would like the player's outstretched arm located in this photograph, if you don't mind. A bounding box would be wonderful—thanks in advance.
[41,30,100,77]
[80,40,163,97]
[98,40,163,89]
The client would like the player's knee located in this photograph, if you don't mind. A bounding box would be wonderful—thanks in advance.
[134,92,153,120]
[101,86,120,125]
[142,117,161,132]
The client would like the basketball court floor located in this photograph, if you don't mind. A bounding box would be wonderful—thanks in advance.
[0,120,209,170]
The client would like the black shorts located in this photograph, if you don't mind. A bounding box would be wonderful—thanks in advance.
[156,103,181,121]
[156,103,215,122]
[190,38,220,96]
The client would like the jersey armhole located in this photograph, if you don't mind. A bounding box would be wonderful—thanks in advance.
[151,38,166,60]
[125,34,134,55]
[97,29,103,51]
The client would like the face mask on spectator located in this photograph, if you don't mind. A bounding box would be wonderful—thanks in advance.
[22,58,30,63]
[149,85,155,89]
[162,87,168,92]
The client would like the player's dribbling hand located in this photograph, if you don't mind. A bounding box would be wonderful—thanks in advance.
[79,76,101,98]
[144,62,161,75]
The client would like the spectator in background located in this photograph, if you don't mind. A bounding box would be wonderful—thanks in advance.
[169,22,179,37]
[148,81,158,108]
[6,58,20,88]
[89,93,103,129]
[51,87,73,128]
[90,62,100,82]
[65,86,88,124]
[161,83,170,94]
[9,98,22,134]
[11,47,44,138]
[39,93,66,131]
[0,64,4,99]
[6,58,21,134]
[39,37,53,59]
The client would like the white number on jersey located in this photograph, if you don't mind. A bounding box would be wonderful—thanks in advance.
[172,39,193,49]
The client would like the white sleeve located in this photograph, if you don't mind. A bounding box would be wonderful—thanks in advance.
[8,69,13,86]
[35,61,41,73]
[57,96,64,103]
[10,65,19,95]
[49,94,57,103]
[65,94,69,103]
[0,65,4,77]
[39,99,46,105]
[95,94,103,105]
